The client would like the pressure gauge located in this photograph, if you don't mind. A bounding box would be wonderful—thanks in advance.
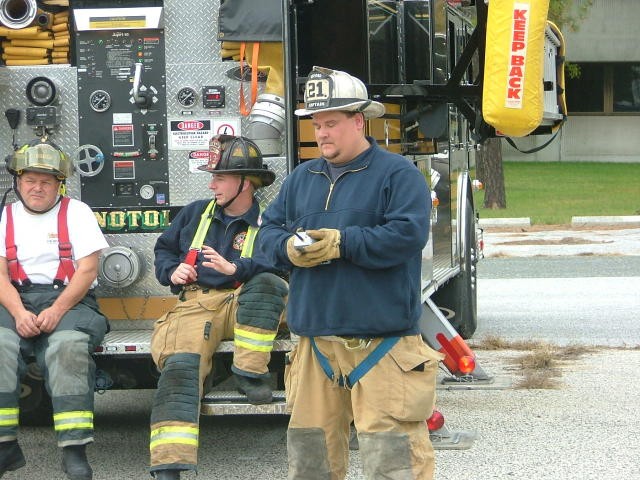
[139,184,155,200]
[177,86,197,108]
[89,90,111,113]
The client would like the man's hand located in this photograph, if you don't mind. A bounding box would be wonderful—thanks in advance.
[303,229,341,263]
[15,310,40,338]
[201,245,237,276]
[171,262,198,285]
[286,236,321,268]
[286,229,341,268]
[36,305,65,333]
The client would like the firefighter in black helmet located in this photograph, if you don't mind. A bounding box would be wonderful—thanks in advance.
[0,138,109,480]
[149,135,287,479]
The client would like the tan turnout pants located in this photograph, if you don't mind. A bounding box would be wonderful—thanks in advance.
[285,335,444,480]
[149,283,283,472]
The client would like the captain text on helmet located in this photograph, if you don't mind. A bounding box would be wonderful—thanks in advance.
[258,66,445,479]
[149,135,287,480]
[0,139,109,479]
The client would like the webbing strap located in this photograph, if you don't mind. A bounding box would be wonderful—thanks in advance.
[185,200,261,266]
[239,42,260,116]
[241,223,259,258]
[54,196,75,285]
[5,197,74,286]
[184,200,216,266]
[4,203,29,285]
[310,336,400,388]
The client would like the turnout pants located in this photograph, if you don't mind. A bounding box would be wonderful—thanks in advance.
[149,272,287,474]
[0,286,108,447]
[285,335,444,480]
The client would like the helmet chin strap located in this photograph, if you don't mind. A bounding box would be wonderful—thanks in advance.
[218,175,246,210]
[13,176,64,215]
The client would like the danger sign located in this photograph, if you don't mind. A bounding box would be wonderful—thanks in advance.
[168,119,211,150]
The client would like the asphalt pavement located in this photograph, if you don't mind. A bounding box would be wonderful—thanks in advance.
[428,218,640,480]
[5,218,638,480]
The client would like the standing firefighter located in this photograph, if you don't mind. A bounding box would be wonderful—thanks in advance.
[258,67,445,479]
[149,135,288,479]
[0,139,109,480]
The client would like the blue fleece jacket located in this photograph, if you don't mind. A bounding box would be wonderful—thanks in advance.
[155,199,278,294]
[258,139,430,337]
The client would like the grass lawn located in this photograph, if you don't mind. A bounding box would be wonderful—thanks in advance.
[472,162,640,225]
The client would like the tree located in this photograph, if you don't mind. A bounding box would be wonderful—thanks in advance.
[475,138,505,209]
[475,0,592,210]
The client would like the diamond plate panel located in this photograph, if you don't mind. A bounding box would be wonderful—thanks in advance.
[164,0,220,66]
[0,66,81,200]
[0,0,288,303]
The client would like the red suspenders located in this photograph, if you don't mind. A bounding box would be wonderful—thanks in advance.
[5,196,75,287]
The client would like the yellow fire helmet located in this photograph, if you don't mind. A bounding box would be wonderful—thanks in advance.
[7,140,74,180]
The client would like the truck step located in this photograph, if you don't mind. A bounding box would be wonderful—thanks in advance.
[201,390,287,415]
[94,329,295,356]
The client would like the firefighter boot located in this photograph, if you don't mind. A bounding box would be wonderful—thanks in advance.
[234,374,273,405]
[0,441,26,477]
[61,445,92,480]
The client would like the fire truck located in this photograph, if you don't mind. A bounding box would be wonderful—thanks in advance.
[1,0,565,443]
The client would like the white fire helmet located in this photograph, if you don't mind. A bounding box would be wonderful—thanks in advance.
[294,66,385,119]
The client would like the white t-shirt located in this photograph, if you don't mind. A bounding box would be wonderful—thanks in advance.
[0,198,109,287]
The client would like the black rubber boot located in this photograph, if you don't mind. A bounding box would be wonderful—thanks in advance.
[153,469,181,479]
[61,445,92,480]
[0,441,26,477]
[234,374,273,405]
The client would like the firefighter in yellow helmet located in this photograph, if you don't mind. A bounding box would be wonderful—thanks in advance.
[149,135,287,479]
[0,139,109,479]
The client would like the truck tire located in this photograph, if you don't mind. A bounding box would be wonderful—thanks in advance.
[19,367,53,426]
[432,197,478,339]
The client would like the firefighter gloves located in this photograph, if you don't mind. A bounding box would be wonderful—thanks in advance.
[286,229,341,268]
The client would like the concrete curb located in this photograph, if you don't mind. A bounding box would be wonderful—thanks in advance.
[478,216,640,227]
[478,217,531,227]
[571,215,640,225]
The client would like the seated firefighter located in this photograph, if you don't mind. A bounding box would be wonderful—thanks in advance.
[149,135,288,479]
[0,139,109,480]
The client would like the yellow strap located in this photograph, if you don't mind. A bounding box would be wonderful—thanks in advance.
[190,200,261,258]
[240,224,259,258]
[189,200,216,250]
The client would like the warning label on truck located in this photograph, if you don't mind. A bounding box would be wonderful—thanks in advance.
[168,120,212,150]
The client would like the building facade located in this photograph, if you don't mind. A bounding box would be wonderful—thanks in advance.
[503,0,640,162]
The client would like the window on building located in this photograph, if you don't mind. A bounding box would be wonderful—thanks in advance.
[613,63,640,112]
[566,62,640,114]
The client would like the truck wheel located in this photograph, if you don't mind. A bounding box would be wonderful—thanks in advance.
[432,198,478,339]
[19,365,53,426]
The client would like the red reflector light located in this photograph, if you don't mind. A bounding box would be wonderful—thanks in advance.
[125,346,137,352]
[458,355,476,374]
[94,346,104,353]
[427,410,445,432]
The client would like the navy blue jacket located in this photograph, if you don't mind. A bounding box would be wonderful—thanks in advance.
[258,139,430,337]
[155,199,277,294]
